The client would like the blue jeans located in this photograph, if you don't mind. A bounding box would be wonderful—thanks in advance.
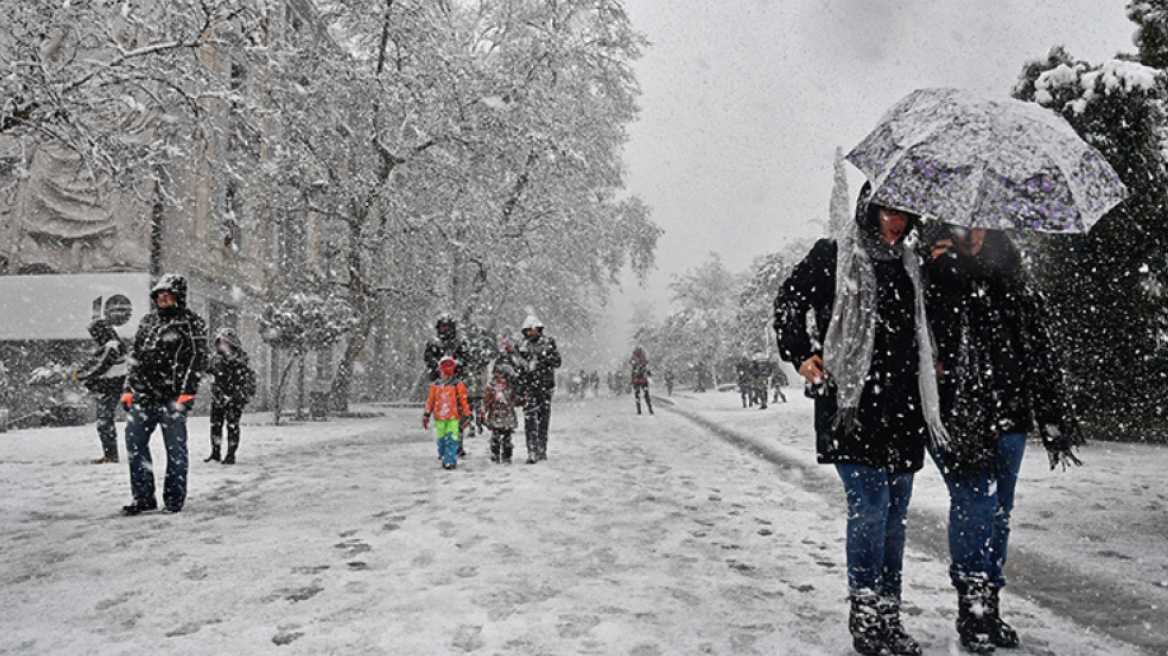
[929,432,1026,588]
[124,402,190,510]
[835,464,915,599]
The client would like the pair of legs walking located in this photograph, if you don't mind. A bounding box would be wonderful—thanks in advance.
[206,401,243,464]
[434,419,461,470]
[523,389,552,463]
[489,429,513,463]
[94,392,120,462]
[835,463,920,656]
[930,432,1026,653]
[633,383,653,415]
[123,402,189,514]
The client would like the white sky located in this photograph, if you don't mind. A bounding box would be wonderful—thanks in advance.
[611,0,1137,335]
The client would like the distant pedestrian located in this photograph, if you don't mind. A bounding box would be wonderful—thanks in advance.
[736,355,753,408]
[751,353,773,410]
[482,364,521,464]
[204,328,256,465]
[72,318,127,464]
[629,346,653,415]
[772,365,788,404]
[664,369,674,396]
[512,314,561,463]
[120,274,207,515]
[423,356,472,470]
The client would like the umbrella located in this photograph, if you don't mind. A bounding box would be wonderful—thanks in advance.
[846,87,1128,233]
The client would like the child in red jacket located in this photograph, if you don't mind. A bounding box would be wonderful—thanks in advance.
[423,356,472,470]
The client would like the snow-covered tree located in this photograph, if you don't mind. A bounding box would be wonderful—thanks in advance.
[258,290,356,424]
[1014,42,1168,437]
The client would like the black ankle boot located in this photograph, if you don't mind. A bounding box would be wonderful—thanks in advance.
[956,581,996,653]
[849,594,890,656]
[986,586,1019,648]
[205,448,221,462]
[878,596,921,656]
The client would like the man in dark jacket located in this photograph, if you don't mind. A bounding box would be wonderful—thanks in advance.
[73,318,127,463]
[423,312,471,381]
[513,314,561,463]
[120,274,207,515]
[205,327,255,465]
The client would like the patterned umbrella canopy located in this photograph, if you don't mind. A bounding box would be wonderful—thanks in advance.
[846,88,1128,233]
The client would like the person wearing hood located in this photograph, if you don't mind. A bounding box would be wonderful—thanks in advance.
[423,356,472,470]
[773,183,948,656]
[205,328,256,465]
[925,226,1082,653]
[73,318,128,463]
[120,274,208,515]
[629,346,653,415]
[512,314,561,463]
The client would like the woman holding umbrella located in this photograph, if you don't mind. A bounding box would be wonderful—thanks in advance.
[774,183,949,656]
[925,226,1082,653]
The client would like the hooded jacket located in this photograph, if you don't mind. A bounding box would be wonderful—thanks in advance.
[208,328,255,406]
[772,203,930,474]
[514,316,561,394]
[925,231,1080,473]
[75,319,128,395]
[124,274,208,403]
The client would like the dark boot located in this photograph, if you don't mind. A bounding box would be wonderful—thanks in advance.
[222,449,236,465]
[205,446,221,462]
[878,597,921,656]
[986,586,1019,648]
[635,400,642,415]
[849,594,890,656]
[956,581,996,653]
[645,397,654,415]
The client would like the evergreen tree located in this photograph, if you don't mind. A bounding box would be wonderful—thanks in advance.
[1013,42,1168,437]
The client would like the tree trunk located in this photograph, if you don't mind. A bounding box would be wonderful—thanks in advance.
[271,352,301,426]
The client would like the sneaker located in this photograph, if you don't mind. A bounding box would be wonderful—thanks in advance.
[162,506,182,514]
[121,501,158,516]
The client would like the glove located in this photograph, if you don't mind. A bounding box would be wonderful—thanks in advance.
[176,394,196,412]
[72,370,79,380]
[422,414,430,430]
[1042,423,1083,471]
[459,417,470,432]
[121,392,134,409]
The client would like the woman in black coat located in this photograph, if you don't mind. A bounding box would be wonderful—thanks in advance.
[925,227,1081,653]
[774,184,947,656]
[205,328,255,465]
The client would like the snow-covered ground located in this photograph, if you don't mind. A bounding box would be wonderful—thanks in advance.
[0,389,1163,655]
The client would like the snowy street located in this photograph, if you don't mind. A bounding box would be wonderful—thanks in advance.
[0,390,1164,655]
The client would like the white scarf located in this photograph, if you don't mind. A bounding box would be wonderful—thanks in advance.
[822,218,950,452]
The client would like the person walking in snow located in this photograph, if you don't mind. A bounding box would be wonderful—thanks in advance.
[750,352,773,410]
[72,318,128,464]
[423,312,472,457]
[423,356,472,470]
[735,355,753,408]
[512,314,561,464]
[925,225,1082,653]
[120,274,208,515]
[204,328,256,465]
[772,364,788,404]
[482,364,521,463]
[773,183,949,656]
[629,346,653,415]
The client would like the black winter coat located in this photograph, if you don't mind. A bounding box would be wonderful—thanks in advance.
[209,348,254,406]
[926,241,1077,472]
[773,239,928,473]
[423,335,472,381]
[75,321,127,396]
[125,308,208,403]
[513,334,562,395]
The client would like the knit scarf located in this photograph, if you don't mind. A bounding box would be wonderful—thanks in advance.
[822,219,950,452]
